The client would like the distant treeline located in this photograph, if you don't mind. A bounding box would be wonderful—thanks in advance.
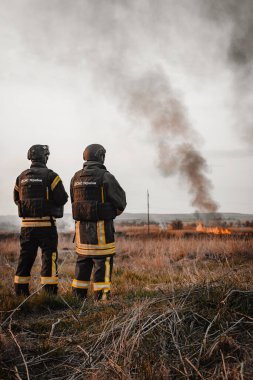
[118,219,253,229]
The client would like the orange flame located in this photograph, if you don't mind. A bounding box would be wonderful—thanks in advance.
[196,223,231,235]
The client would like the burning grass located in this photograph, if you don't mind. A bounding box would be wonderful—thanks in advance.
[0,227,253,379]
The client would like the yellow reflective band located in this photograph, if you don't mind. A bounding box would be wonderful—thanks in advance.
[102,291,109,300]
[52,252,57,277]
[101,186,104,203]
[101,221,106,245]
[93,282,111,290]
[76,242,115,250]
[21,217,55,227]
[51,176,61,191]
[75,221,81,245]
[105,257,110,283]
[97,221,106,245]
[15,185,19,192]
[72,279,90,289]
[21,221,53,227]
[76,247,116,256]
[22,216,55,221]
[41,276,58,285]
[14,276,31,284]
[97,219,100,245]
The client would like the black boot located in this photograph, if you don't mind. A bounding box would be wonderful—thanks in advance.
[72,288,88,300]
[15,284,30,297]
[43,284,58,295]
[94,290,111,301]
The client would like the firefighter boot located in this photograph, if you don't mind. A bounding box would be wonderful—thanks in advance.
[94,290,111,301]
[72,288,88,300]
[43,285,58,295]
[15,283,30,297]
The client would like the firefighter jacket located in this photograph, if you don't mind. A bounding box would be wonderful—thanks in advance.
[14,162,68,227]
[70,161,126,257]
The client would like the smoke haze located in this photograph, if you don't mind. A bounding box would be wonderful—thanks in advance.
[200,0,253,144]
[0,0,252,214]
[1,0,220,212]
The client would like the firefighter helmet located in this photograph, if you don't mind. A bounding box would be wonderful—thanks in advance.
[27,145,50,163]
[83,144,106,163]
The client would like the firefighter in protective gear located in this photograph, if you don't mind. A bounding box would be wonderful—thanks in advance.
[71,144,126,300]
[13,145,68,296]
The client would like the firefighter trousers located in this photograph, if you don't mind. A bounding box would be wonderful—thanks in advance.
[14,227,58,295]
[72,256,113,300]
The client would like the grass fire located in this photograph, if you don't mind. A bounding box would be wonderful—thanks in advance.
[196,223,232,235]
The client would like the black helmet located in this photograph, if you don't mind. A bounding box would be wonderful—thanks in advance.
[27,145,50,163]
[83,144,106,163]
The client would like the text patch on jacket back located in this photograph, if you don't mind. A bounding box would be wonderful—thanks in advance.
[20,178,45,199]
[73,181,100,201]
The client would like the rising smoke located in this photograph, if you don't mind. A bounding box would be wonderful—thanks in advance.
[200,0,253,145]
[124,69,218,212]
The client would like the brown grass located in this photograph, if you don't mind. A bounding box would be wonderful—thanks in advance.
[0,226,253,379]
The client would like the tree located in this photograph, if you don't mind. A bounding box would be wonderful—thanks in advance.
[171,219,183,230]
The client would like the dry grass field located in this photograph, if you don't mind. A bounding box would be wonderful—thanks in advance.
[1,226,253,379]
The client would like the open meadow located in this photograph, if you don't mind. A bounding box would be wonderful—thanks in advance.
[1,225,253,379]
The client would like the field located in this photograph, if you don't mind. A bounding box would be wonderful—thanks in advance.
[1,226,253,379]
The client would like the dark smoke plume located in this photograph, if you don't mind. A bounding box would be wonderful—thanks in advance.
[159,143,218,212]
[201,0,253,144]
[124,69,219,213]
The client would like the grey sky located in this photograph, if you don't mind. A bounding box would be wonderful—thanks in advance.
[0,0,252,215]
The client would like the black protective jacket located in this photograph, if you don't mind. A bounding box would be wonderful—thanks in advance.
[70,161,126,256]
[14,162,68,227]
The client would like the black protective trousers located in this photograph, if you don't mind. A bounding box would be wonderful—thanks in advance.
[72,256,113,300]
[14,227,58,295]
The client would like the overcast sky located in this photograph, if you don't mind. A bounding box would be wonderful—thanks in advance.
[0,0,253,215]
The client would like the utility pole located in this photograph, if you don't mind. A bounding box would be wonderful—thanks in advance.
[147,189,150,235]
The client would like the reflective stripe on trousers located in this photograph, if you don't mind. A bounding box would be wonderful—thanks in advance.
[72,279,90,289]
[14,275,31,284]
[72,256,113,295]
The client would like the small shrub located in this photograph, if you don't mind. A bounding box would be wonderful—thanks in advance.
[171,219,183,230]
